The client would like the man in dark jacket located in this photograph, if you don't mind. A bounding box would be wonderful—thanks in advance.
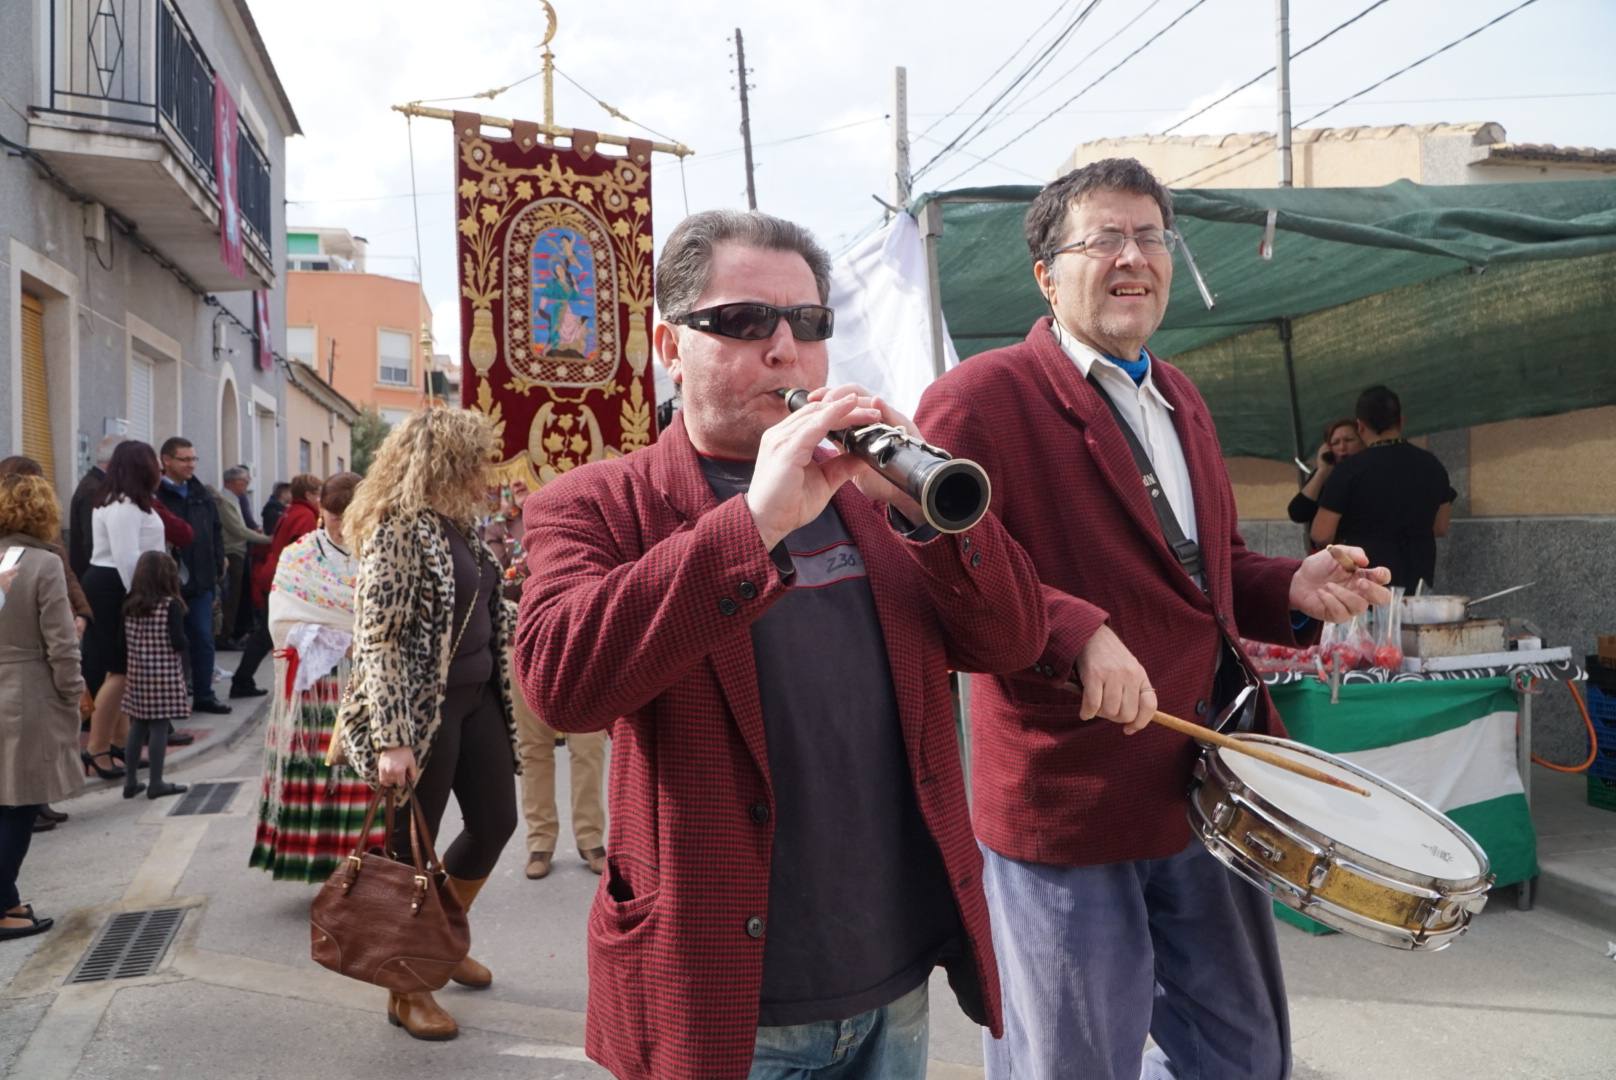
[68,435,125,578]
[157,437,231,715]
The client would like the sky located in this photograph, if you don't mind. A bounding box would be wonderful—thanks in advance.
[252,0,1616,356]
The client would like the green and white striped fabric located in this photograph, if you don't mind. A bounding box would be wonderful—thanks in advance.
[1268,678,1536,933]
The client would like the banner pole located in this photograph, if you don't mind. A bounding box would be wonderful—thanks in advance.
[391,103,693,159]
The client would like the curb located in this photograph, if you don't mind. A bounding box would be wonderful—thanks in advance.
[1534,862,1616,934]
[79,693,271,795]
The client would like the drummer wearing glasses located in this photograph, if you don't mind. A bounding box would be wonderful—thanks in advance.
[513,209,1046,1080]
[915,159,1393,1080]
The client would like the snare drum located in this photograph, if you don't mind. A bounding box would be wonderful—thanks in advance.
[1189,735,1493,951]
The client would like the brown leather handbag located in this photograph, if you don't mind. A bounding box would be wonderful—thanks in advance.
[310,785,470,992]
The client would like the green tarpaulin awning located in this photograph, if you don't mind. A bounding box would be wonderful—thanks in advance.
[920,179,1616,460]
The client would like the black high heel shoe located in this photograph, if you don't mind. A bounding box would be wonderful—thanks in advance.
[80,750,126,781]
[109,744,126,762]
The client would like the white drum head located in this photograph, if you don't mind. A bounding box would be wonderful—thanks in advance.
[1217,740,1483,881]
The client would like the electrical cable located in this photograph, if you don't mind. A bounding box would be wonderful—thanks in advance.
[913,0,1072,143]
[911,1,1103,181]
[1001,0,1167,116]
[1160,0,1394,135]
[928,0,1215,191]
[1166,0,1543,187]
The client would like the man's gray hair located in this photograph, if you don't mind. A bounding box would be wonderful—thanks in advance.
[222,465,249,485]
[95,434,126,466]
[655,210,832,320]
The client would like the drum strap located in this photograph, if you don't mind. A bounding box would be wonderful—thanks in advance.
[1089,375,1258,733]
[1087,374,1206,590]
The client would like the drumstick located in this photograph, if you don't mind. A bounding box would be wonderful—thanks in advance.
[1326,544,1362,574]
[1151,710,1371,797]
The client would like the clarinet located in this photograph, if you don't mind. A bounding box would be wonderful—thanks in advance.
[777,388,990,534]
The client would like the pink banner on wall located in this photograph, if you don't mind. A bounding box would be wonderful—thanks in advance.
[214,74,245,279]
[253,290,273,371]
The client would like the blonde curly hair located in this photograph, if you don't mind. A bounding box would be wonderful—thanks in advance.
[0,474,62,542]
[344,407,495,554]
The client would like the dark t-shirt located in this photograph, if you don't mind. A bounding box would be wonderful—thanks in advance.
[1318,440,1455,590]
[441,516,501,687]
[700,456,958,1027]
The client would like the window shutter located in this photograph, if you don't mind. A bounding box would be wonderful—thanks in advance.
[20,293,55,480]
[129,355,156,445]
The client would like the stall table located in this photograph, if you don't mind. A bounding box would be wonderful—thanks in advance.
[1261,658,1583,928]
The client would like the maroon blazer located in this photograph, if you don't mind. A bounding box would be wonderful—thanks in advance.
[916,318,1309,868]
[514,412,1045,1080]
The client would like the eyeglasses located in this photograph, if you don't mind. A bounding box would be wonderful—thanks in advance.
[1047,229,1179,261]
[668,302,835,342]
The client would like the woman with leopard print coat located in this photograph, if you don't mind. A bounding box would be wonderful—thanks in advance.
[335,408,520,1043]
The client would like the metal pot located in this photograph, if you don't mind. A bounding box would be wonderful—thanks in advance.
[1401,595,1468,625]
[1400,582,1535,626]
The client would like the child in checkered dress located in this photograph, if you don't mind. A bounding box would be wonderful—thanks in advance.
[121,551,191,800]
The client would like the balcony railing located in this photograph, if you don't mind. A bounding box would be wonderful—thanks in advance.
[43,0,271,254]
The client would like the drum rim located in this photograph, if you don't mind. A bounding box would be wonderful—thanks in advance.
[1204,733,1493,890]
[1188,815,1479,951]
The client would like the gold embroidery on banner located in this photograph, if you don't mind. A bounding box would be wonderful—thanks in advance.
[457,133,653,481]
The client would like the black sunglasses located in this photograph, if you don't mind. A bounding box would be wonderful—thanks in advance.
[668,302,835,342]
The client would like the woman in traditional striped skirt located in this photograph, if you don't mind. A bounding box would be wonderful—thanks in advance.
[248,473,381,880]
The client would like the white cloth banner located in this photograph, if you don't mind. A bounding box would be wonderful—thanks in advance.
[826,213,958,418]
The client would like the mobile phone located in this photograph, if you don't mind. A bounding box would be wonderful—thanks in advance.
[0,546,23,574]
[1321,450,1337,466]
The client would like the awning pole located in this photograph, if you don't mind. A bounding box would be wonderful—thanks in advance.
[1278,317,1306,474]
[920,200,948,380]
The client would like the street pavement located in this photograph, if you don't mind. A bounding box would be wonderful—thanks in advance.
[5,684,1616,1079]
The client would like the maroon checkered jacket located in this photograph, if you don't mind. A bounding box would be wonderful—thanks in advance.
[513,413,1045,1080]
[916,318,1308,868]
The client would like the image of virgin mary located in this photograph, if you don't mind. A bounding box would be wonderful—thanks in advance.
[532,228,598,359]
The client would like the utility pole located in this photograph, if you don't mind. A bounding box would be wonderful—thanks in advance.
[733,28,758,209]
[1275,0,1293,186]
[892,66,911,214]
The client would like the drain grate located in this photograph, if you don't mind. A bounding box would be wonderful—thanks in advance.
[66,908,186,983]
[168,781,242,816]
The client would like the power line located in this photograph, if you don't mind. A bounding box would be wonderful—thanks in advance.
[911,1,1103,181]
[913,0,1072,143]
[1005,0,1168,115]
[654,116,886,169]
[1166,0,1543,186]
[1161,0,1394,135]
[911,88,1616,116]
[913,133,1050,182]
[934,0,1112,172]
[930,0,1149,176]
[930,0,1216,190]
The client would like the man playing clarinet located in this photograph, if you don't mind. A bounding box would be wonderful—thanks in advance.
[915,158,1392,1080]
[513,208,1045,1080]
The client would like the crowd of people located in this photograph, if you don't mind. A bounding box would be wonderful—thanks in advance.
[4,158,1415,1079]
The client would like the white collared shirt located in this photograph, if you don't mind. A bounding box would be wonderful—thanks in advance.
[1052,318,1199,547]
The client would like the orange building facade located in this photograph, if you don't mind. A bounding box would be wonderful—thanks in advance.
[284,269,436,430]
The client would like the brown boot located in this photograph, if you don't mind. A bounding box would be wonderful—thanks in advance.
[445,875,492,989]
[387,990,458,1040]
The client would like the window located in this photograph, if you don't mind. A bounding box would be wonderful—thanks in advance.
[299,439,311,473]
[128,354,155,444]
[287,326,316,367]
[337,456,345,473]
[378,329,412,386]
[20,293,54,479]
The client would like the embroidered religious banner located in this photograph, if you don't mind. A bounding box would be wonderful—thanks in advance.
[453,112,657,490]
